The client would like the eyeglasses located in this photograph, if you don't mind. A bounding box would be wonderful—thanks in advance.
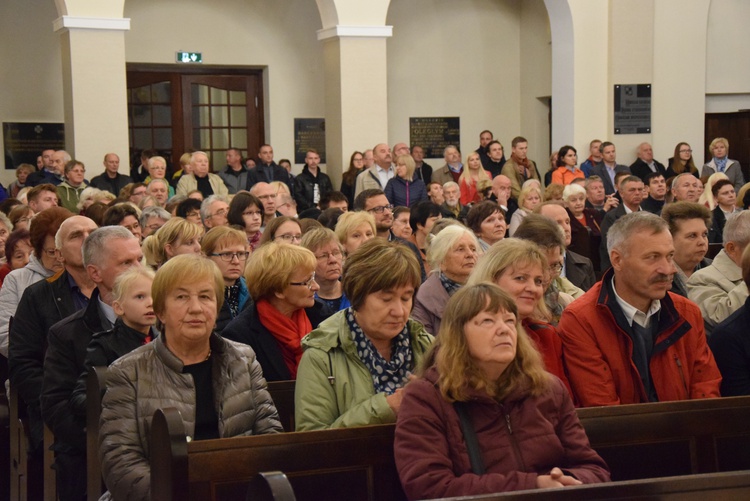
[132,190,147,197]
[209,209,228,218]
[242,210,262,217]
[289,273,317,289]
[275,233,302,243]
[367,204,394,214]
[679,149,693,154]
[210,251,250,262]
[549,263,563,273]
[315,249,342,261]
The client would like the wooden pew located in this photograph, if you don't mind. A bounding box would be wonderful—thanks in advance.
[8,385,43,501]
[150,408,403,501]
[148,396,750,501]
[259,470,750,501]
[266,380,295,432]
[576,396,750,481]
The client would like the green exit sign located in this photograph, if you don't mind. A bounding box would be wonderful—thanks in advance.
[176,52,202,64]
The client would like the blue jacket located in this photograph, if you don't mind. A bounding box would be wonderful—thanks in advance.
[384,176,427,207]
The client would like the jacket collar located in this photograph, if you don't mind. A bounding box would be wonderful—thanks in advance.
[154,330,225,373]
[711,249,742,282]
[597,268,691,354]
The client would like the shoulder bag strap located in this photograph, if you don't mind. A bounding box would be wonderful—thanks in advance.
[453,401,486,475]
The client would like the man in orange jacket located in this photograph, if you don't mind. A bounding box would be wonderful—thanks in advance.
[558,212,721,406]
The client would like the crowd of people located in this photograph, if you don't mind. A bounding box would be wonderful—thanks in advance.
[1,132,748,500]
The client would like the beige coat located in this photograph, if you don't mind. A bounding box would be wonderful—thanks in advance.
[687,249,749,334]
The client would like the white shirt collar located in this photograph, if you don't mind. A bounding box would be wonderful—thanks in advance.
[611,277,661,328]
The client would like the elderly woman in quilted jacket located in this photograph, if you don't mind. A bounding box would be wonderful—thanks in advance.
[395,283,609,500]
[99,254,282,501]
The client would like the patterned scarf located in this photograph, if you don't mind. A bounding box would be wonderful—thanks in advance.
[715,157,728,173]
[346,308,413,395]
[439,273,462,296]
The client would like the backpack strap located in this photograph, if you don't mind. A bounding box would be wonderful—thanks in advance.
[453,401,486,475]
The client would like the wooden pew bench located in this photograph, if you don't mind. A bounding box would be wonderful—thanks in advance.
[147,396,750,501]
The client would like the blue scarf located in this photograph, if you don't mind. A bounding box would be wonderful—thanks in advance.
[345,307,413,395]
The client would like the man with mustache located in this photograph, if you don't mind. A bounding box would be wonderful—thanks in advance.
[558,212,721,407]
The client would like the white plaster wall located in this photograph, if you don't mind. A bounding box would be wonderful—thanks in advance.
[520,0,552,174]
[385,0,523,161]
[706,0,750,95]
[0,0,64,185]
[124,0,325,172]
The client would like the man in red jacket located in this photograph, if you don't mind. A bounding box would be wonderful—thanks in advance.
[558,212,721,406]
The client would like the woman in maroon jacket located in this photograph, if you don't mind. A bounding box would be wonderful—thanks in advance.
[395,283,609,500]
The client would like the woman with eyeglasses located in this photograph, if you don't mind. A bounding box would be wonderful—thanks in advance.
[227,192,264,250]
[466,239,573,396]
[295,239,433,430]
[258,216,303,246]
[301,228,350,312]
[223,242,333,381]
[202,226,252,333]
[667,142,698,177]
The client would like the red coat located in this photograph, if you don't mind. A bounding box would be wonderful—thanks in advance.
[395,367,610,500]
[557,269,722,406]
[522,318,574,398]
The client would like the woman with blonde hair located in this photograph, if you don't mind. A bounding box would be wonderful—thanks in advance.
[698,171,730,209]
[459,152,491,205]
[702,137,744,192]
[467,238,572,393]
[223,242,332,381]
[142,216,202,269]
[99,255,282,500]
[334,210,375,256]
[394,283,608,499]
[384,154,427,207]
[508,185,542,236]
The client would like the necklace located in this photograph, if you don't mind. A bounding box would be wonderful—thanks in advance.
[205,349,212,361]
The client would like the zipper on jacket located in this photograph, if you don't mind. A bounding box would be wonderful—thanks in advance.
[674,355,689,398]
[501,405,527,472]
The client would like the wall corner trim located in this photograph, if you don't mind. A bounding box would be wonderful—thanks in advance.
[53,16,131,32]
[317,25,393,40]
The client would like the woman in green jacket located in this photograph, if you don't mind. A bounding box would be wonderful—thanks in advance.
[295,239,434,431]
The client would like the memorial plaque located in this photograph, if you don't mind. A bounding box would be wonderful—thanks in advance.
[409,117,460,158]
[294,118,326,164]
[614,84,651,134]
[3,122,65,170]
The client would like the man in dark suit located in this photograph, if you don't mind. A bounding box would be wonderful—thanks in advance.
[245,144,293,192]
[599,175,645,270]
[590,141,631,195]
[629,142,673,182]
[538,202,596,291]
[484,140,506,178]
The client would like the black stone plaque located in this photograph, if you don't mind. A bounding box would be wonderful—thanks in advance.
[3,122,65,170]
[614,84,651,134]
[409,117,461,158]
[294,118,326,164]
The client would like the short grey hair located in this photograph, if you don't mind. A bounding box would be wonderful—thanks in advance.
[607,212,669,255]
[200,195,228,224]
[443,145,458,157]
[723,211,750,247]
[427,224,480,271]
[147,178,169,192]
[671,172,696,190]
[562,183,586,201]
[139,206,171,228]
[83,226,136,267]
[0,213,13,236]
[442,181,459,191]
